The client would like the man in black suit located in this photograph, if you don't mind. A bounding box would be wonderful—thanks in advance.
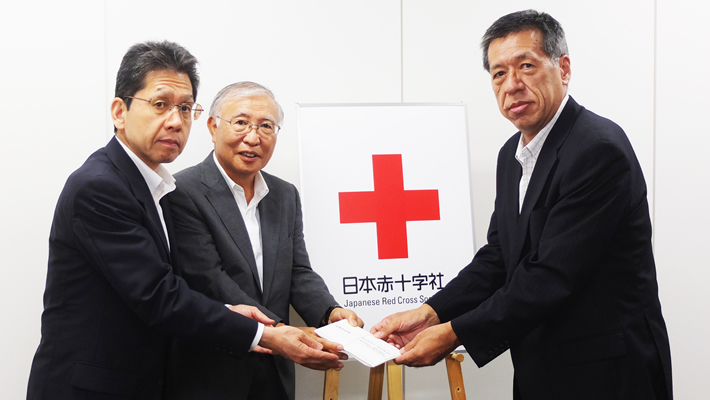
[167,81,362,400]
[371,10,672,400]
[27,41,341,400]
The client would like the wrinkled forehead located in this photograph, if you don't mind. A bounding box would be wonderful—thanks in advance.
[488,30,546,66]
[221,95,279,121]
[141,70,194,100]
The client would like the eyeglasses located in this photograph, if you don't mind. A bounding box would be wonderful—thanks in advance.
[216,116,280,137]
[125,96,204,121]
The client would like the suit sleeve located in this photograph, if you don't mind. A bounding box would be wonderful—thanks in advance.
[285,186,339,327]
[71,175,257,355]
[427,209,507,322]
[427,142,511,322]
[447,139,633,367]
[168,184,283,323]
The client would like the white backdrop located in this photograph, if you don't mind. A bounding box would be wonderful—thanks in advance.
[298,104,474,329]
[1,1,708,399]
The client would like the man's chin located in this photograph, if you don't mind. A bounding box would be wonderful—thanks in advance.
[158,152,182,165]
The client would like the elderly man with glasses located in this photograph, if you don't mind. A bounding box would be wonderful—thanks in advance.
[167,81,362,400]
[27,43,342,400]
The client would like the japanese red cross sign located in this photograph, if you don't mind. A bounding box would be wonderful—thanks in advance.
[296,104,475,328]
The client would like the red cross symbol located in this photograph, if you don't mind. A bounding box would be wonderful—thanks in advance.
[338,154,440,259]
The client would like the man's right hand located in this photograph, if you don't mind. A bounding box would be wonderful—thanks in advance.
[369,304,441,348]
[227,304,275,326]
[259,325,343,370]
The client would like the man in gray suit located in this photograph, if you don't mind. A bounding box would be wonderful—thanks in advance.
[167,81,362,400]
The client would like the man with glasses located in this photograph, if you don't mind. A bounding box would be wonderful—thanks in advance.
[28,43,342,400]
[167,81,362,400]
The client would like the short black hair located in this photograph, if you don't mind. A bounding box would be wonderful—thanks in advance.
[114,40,199,109]
[481,10,568,71]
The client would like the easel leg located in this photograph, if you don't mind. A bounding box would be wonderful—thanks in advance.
[367,364,385,400]
[386,360,403,400]
[323,368,340,400]
[445,353,467,400]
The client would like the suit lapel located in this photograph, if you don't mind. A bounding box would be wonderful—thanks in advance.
[257,178,281,304]
[503,135,523,244]
[200,155,261,291]
[509,97,580,266]
[105,137,171,257]
[161,197,178,269]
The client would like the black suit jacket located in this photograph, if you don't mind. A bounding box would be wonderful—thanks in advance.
[27,137,258,400]
[427,98,672,400]
[166,154,338,400]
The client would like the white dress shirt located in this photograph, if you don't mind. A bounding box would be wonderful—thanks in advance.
[116,139,263,350]
[213,153,270,350]
[515,95,569,213]
[116,139,175,246]
[212,153,270,289]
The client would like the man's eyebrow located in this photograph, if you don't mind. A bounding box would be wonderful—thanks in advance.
[490,52,534,71]
[229,111,276,123]
[153,88,194,102]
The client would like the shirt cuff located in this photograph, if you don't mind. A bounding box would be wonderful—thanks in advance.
[249,323,265,351]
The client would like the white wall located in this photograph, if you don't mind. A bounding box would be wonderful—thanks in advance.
[655,2,710,398]
[1,0,706,398]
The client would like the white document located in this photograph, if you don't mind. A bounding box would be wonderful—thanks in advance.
[314,319,401,368]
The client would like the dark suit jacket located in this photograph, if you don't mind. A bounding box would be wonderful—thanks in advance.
[427,98,672,400]
[27,137,258,400]
[166,154,339,400]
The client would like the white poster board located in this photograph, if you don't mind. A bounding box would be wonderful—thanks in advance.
[297,104,475,329]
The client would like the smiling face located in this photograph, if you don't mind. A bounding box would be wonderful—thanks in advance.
[488,29,571,143]
[210,94,279,190]
[111,70,194,169]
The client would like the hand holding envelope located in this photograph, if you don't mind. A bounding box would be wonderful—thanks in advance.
[315,319,401,368]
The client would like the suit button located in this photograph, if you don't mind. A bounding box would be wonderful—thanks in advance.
[158,379,164,386]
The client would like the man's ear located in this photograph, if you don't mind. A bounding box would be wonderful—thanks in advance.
[207,116,219,144]
[111,97,127,130]
[558,55,571,85]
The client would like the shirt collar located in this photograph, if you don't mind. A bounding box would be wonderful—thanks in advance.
[116,137,176,201]
[212,152,269,203]
[516,94,569,160]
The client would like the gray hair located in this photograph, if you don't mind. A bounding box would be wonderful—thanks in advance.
[210,81,284,126]
[481,10,568,71]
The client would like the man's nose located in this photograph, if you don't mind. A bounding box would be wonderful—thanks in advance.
[503,71,524,94]
[165,107,184,129]
[241,126,260,145]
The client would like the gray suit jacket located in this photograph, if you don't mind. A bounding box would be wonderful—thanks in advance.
[166,153,339,400]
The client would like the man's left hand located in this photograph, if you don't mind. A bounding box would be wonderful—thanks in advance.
[298,326,349,370]
[394,322,460,367]
[328,308,364,328]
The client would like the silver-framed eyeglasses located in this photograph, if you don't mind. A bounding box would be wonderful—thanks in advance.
[125,96,204,121]
[216,116,281,137]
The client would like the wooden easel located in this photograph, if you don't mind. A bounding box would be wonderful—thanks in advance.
[323,353,467,400]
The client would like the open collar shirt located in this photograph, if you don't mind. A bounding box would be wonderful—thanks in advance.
[117,138,176,248]
[212,152,270,290]
[116,139,263,350]
[515,95,569,213]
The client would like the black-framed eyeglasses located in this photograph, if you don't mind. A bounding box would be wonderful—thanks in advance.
[215,116,281,136]
[125,96,204,121]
